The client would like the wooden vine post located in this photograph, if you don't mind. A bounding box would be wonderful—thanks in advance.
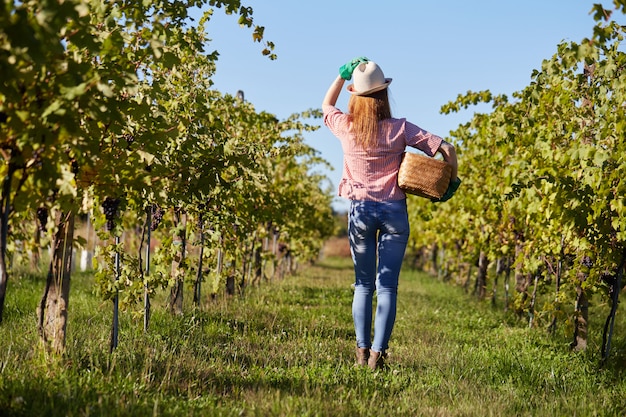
[37,210,75,354]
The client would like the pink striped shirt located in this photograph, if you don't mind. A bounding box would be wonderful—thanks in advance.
[323,104,443,202]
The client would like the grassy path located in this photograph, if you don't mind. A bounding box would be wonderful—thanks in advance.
[1,256,626,416]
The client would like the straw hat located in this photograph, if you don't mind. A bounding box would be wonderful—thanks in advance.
[347,61,392,96]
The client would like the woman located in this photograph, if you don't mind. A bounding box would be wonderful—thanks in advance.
[322,58,459,370]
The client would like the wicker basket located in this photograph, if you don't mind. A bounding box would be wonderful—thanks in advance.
[397,152,452,199]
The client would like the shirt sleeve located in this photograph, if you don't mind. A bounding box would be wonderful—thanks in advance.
[323,104,350,139]
[404,119,443,157]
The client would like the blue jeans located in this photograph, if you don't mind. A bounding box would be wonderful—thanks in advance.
[348,199,409,353]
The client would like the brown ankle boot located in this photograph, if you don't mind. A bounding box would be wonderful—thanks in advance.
[367,349,386,370]
[355,347,369,366]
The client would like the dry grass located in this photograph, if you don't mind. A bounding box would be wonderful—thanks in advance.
[322,236,351,258]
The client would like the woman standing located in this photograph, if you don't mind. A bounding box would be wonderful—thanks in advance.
[322,58,459,370]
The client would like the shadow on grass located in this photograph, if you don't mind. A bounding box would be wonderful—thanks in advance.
[1,360,364,417]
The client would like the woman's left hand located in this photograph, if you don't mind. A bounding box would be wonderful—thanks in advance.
[432,177,461,203]
[339,57,369,80]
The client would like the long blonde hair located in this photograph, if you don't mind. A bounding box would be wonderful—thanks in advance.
[348,89,392,149]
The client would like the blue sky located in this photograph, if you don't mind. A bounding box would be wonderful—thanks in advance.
[194,1,620,212]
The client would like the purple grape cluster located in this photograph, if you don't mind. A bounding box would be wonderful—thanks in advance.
[580,256,593,268]
[151,205,164,231]
[36,207,48,232]
[70,158,79,175]
[102,197,120,231]
[31,148,43,169]
[123,134,134,150]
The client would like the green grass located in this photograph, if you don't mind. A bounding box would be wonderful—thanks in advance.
[2,256,626,416]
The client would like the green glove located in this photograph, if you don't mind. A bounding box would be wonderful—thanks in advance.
[339,56,369,80]
[432,177,462,203]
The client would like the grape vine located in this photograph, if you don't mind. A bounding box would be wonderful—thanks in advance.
[0,0,333,353]
[407,6,626,359]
